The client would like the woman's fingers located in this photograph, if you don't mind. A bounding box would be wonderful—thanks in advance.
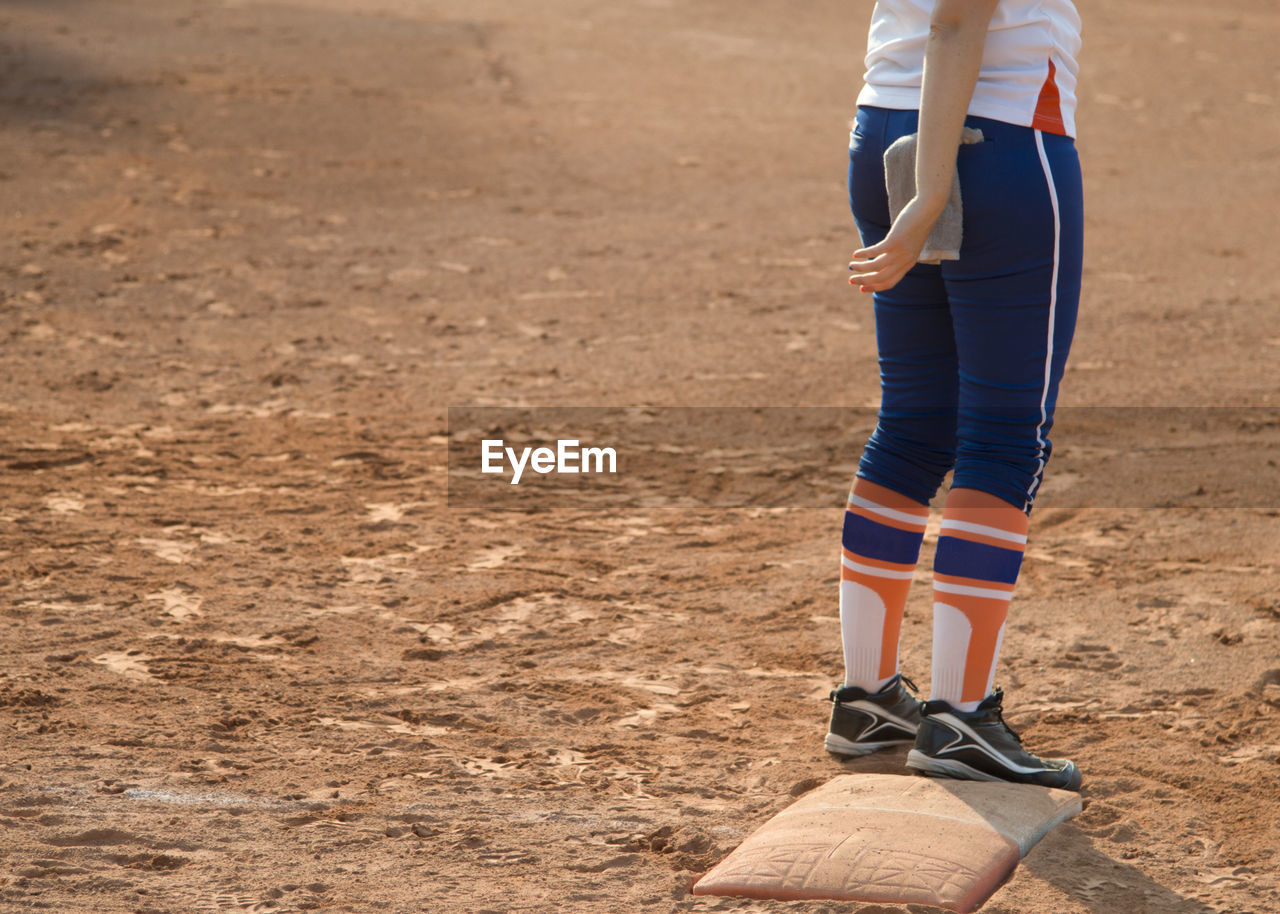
[852,235,896,260]
[848,255,909,292]
[849,251,902,276]
[849,256,893,278]
[849,247,891,275]
[848,256,879,277]
[850,235,915,291]
[849,270,901,292]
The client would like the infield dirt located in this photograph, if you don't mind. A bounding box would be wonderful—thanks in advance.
[2,1,1279,912]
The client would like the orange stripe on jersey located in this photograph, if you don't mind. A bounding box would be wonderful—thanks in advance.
[1031,58,1067,136]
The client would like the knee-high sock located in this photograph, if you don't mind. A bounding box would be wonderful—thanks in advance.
[930,488,1029,711]
[840,478,930,691]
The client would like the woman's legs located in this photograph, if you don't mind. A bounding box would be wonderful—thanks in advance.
[928,124,1083,707]
[840,478,930,690]
[841,106,958,693]
[929,488,1028,709]
[903,123,1083,789]
[833,112,1085,788]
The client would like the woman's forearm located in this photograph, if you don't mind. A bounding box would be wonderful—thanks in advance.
[914,0,1000,214]
[847,0,1001,292]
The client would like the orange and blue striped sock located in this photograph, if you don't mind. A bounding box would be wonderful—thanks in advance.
[929,488,1029,711]
[839,478,930,691]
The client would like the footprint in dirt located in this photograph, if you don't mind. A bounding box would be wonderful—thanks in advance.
[91,651,158,682]
[466,545,524,570]
[1074,799,1123,838]
[43,493,85,513]
[136,535,197,564]
[1054,641,1122,672]
[363,502,419,525]
[196,894,300,914]
[146,587,202,621]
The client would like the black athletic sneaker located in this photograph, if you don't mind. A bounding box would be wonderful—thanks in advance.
[905,688,1082,790]
[825,673,923,757]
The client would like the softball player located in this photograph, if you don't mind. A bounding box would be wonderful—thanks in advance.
[826,0,1084,790]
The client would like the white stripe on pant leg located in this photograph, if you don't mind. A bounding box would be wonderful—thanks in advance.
[1026,129,1061,510]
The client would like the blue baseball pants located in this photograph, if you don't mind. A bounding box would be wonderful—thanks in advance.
[848,106,1083,512]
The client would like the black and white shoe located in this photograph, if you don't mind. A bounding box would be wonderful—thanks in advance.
[825,673,923,757]
[905,688,1082,791]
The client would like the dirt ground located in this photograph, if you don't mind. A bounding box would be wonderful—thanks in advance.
[2,1,1279,912]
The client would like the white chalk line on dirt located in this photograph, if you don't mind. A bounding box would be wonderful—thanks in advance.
[26,782,307,811]
[121,787,300,809]
[74,785,739,839]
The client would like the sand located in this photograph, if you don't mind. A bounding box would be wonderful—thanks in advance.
[1,0,1278,912]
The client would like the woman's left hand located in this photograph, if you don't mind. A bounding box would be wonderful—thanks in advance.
[848,195,943,293]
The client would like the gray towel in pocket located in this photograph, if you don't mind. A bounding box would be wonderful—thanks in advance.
[883,127,984,264]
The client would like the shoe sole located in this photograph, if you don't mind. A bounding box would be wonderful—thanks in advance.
[906,749,1083,790]
[905,749,1003,781]
[825,732,913,757]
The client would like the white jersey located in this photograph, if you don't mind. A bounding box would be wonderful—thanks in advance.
[856,0,1082,138]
